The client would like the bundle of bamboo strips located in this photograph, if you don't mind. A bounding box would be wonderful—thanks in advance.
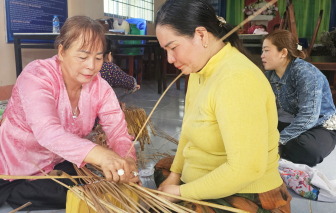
[85,124,108,148]
[1,165,247,213]
[65,165,248,213]
[124,106,154,150]
[124,106,179,149]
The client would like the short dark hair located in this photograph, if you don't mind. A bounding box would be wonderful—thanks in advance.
[104,38,118,57]
[273,24,280,31]
[55,16,106,53]
[155,0,254,64]
[260,25,267,32]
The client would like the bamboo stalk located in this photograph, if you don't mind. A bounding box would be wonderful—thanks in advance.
[9,202,32,213]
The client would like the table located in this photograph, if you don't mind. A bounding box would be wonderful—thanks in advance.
[13,33,166,94]
[306,56,336,103]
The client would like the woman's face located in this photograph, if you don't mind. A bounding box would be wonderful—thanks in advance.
[59,36,104,85]
[261,38,287,71]
[156,25,208,75]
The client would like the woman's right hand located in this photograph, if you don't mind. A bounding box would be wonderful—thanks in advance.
[157,172,181,190]
[84,146,133,183]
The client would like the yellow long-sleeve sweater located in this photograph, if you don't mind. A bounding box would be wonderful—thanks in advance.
[171,43,283,200]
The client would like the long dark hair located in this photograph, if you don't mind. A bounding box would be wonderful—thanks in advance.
[155,0,253,62]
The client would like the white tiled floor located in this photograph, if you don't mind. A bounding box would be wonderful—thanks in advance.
[1,78,336,212]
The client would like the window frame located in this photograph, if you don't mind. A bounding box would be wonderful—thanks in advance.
[104,0,154,23]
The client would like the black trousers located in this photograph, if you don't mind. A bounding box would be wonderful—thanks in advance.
[278,121,336,167]
[0,161,76,211]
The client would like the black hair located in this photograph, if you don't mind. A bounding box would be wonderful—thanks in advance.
[273,24,280,31]
[260,25,267,32]
[104,38,117,57]
[107,18,114,29]
[155,0,254,64]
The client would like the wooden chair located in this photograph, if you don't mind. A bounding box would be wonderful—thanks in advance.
[142,44,156,80]
[307,10,324,57]
[113,54,143,85]
[279,0,324,57]
[279,0,298,42]
[161,50,183,92]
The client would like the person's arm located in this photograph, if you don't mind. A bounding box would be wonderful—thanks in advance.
[279,65,323,144]
[18,67,96,168]
[100,62,137,91]
[97,79,136,161]
[159,83,193,187]
[179,71,270,200]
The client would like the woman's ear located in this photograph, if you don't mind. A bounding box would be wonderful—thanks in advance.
[281,48,288,58]
[108,52,113,63]
[195,26,209,48]
[58,44,65,61]
[103,52,113,62]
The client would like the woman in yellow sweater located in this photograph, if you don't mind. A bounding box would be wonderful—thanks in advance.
[155,0,291,212]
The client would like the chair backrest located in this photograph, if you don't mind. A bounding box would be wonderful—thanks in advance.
[279,0,298,42]
[307,10,324,57]
[279,11,287,30]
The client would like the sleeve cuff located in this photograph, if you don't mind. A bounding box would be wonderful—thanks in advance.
[180,182,199,200]
[170,163,183,174]
[77,143,98,168]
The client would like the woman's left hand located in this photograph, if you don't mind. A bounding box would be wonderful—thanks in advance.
[158,185,181,203]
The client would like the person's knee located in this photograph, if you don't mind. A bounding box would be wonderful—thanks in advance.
[280,139,323,167]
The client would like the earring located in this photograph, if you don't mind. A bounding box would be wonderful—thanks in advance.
[204,44,208,48]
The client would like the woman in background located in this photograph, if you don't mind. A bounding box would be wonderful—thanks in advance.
[100,38,140,94]
[262,30,336,167]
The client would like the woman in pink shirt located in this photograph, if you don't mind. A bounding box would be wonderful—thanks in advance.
[0,16,138,211]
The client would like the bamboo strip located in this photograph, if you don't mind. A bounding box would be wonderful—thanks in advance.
[171,202,196,213]
[101,182,138,213]
[31,162,98,212]
[134,184,249,213]
[220,0,278,42]
[123,184,171,213]
[129,183,190,213]
[121,185,151,213]
[0,175,93,180]
[126,184,173,213]
[126,72,184,157]
[9,202,32,213]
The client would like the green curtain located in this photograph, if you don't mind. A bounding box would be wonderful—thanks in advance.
[277,0,331,42]
[278,0,286,18]
[226,0,245,26]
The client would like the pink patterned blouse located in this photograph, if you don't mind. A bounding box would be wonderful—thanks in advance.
[0,55,136,177]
